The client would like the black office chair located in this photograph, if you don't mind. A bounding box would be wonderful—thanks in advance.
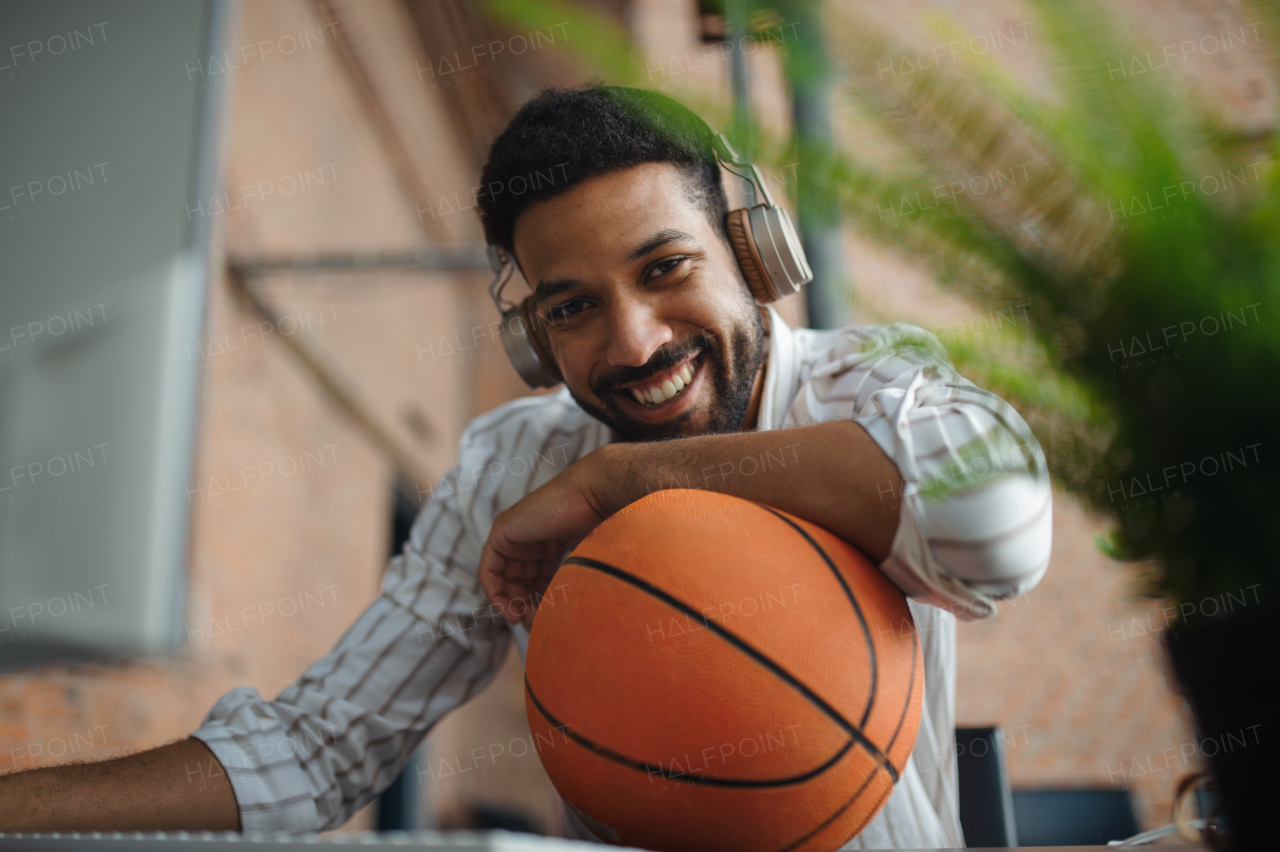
[955,726,1019,847]
[1011,788,1140,846]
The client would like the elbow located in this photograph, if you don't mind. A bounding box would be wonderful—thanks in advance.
[929,475,1053,601]
[876,475,1052,622]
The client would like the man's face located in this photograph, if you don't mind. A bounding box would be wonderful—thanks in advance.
[511,162,766,442]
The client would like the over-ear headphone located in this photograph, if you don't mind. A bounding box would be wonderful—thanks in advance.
[487,131,813,388]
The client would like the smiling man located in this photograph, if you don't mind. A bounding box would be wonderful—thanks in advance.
[0,86,1051,848]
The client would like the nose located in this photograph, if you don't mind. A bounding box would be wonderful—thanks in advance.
[604,292,673,369]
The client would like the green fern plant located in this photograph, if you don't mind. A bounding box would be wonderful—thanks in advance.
[819,0,1280,614]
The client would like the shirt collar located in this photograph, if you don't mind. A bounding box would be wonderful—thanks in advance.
[756,306,800,432]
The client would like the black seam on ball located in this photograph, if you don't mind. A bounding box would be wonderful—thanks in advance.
[557,555,898,783]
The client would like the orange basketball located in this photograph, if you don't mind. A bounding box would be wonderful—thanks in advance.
[525,489,923,852]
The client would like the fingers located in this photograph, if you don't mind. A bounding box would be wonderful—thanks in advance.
[480,565,540,627]
[490,537,566,564]
[479,532,569,627]
[516,561,540,584]
[489,585,521,626]
[477,549,519,626]
[498,561,552,626]
[477,550,505,603]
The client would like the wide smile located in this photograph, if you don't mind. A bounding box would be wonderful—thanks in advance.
[614,350,704,422]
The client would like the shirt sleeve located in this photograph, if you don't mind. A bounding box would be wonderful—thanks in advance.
[788,323,1052,621]
[190,460,512,832]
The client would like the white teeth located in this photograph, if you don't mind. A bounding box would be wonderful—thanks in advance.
[629,361,698,406]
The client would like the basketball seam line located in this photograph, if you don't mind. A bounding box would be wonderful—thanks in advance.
[759,505,920,851]
[776,761,883,852]
[526,677,856,788]
[775,656,913,852]
[561,555,900,784]
[755,505,878,729]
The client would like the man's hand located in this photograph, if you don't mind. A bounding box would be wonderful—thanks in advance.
[477,449,618,629]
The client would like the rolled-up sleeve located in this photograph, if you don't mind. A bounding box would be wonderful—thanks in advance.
[790,323,1052,620]
[190,461,512,831]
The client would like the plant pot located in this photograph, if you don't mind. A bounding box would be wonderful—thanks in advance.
[1164,612,1279,851]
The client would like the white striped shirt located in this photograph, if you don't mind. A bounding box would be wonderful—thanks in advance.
[191,307,1052,847]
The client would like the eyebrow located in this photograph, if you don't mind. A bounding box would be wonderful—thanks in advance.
[532,277,580,305]
[532,228,701,304]
[628,228,699,261]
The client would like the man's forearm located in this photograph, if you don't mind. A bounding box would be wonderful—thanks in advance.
[0,737,239,832]
[596,420,904,562]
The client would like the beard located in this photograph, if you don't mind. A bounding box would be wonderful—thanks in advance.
[569,306,766,443]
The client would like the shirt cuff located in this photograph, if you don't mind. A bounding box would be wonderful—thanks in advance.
[190,686,322,833]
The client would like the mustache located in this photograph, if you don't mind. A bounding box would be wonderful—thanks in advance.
[593,332,713,396]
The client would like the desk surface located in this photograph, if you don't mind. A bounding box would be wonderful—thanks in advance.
[0,831,1158,851]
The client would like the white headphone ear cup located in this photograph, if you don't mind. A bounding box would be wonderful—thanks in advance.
[726,206,814,303]
[499,301,561,388]
[747,204,813,298]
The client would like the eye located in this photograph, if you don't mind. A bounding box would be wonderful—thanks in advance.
[646,256,688,281]
[546,297,590,325]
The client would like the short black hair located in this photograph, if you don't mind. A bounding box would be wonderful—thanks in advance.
[478,85,728,255]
